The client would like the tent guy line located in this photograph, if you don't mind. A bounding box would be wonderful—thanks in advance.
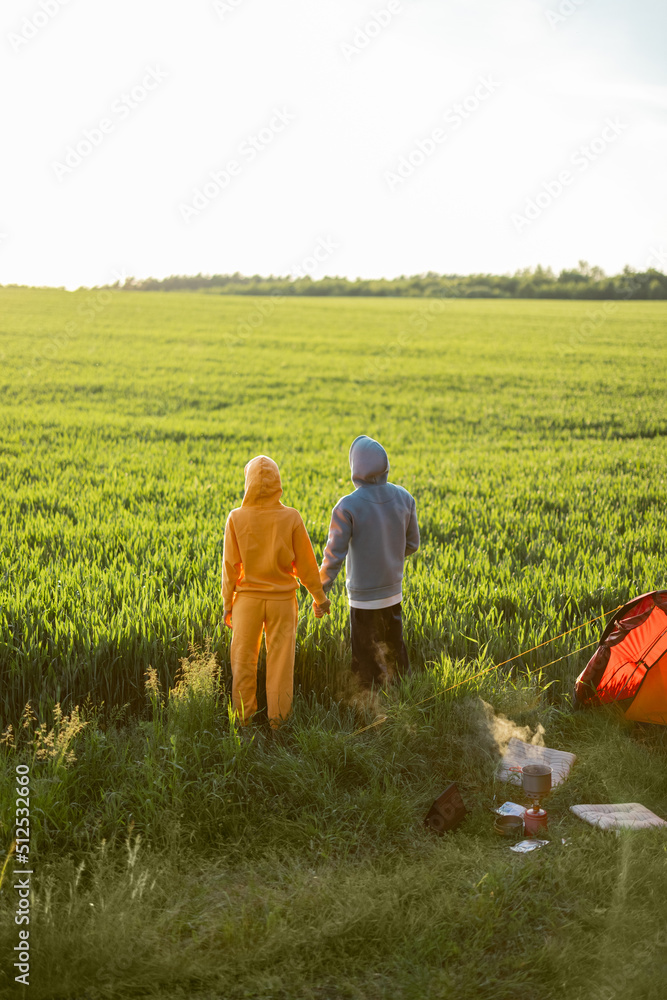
[346,602,626,739]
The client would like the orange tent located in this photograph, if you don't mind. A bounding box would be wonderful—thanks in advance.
[574,591,667,724]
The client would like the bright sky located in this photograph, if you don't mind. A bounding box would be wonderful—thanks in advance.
[2,0,666,287]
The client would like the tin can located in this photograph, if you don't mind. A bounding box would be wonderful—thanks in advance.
[524,807,548,836]
[494,814,524,838]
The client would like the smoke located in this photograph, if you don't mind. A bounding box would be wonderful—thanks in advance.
[373,641,392,681]
[471,698,545,757]
[339,640,395,718]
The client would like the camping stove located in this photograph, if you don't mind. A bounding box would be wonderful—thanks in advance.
[524,806,548,835]
[513,764,552,835]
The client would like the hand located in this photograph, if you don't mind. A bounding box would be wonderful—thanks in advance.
[313,598,331,618]
[224,609,233,629]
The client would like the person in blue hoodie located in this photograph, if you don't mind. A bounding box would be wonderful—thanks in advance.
[318,435,420,689]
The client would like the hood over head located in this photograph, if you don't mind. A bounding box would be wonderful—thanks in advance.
[242,455,283,506]
[349,435,389,487]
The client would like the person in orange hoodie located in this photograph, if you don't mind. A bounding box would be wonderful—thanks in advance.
[222,455,330,729]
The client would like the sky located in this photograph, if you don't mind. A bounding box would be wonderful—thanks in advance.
[1,0,666,288]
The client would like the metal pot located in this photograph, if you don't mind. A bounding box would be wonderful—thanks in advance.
[494,814,524,838]
[520,764,552,798]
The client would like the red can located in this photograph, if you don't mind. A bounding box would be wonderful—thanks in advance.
[524,808,548,836]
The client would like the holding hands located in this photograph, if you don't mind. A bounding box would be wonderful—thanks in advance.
[227,602,329,628]
[226,602,329,627]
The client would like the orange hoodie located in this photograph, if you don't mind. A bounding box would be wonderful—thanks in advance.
[222,456,327,610]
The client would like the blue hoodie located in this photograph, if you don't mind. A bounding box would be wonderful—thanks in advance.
[319,436,420,605]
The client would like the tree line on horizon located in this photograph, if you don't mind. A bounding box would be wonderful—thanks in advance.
[3,262,666,299]
[109,261,667,299]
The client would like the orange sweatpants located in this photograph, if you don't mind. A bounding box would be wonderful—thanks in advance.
[230,593,298,728]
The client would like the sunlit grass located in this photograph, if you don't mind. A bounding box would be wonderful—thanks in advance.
[0,289,666,998]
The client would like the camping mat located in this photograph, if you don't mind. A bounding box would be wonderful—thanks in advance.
[570,803,667,830]
[497,738,576,787]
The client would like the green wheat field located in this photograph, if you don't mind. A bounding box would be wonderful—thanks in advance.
[1,287,666,999]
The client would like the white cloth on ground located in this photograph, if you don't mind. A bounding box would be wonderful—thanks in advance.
[570,803,667,830]
[497,737,576,787]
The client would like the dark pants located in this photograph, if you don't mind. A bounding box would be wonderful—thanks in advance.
[350,602,410,690]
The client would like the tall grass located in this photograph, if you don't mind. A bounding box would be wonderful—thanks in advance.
[1,290,665,722]
[2,645,667,998]
[1,291,666,997]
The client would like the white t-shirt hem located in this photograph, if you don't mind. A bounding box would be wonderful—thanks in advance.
[348,592,402,610]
